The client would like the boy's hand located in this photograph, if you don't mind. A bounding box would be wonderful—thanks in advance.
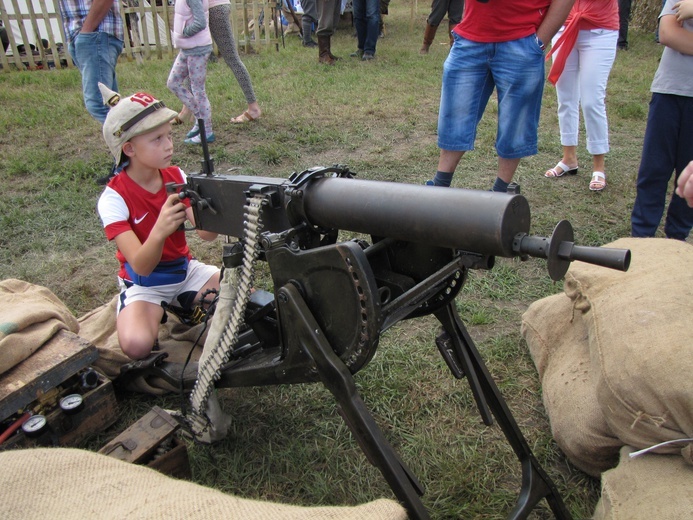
[153,193,187,238]
[674,0,693,22]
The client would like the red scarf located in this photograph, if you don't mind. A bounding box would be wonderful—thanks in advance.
[546,0,619,85]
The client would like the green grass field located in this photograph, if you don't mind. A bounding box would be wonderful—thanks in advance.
[0,4,671,518]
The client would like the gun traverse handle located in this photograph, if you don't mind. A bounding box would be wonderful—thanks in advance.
[515,220,631,281]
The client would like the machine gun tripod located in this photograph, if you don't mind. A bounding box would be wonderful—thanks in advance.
[162,165,630,519]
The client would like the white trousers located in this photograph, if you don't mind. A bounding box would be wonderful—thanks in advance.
[551,28,618,155]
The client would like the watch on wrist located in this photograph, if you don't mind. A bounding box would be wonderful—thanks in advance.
[536,36,546,51]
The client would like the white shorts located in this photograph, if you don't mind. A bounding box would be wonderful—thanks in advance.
[117,259,219,315]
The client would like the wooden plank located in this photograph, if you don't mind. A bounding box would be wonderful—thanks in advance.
[120,3,134,63]
[135,0,150,59]
[251,1,260,45]
[1,1,26,71]
[149,1,162,60]
[241,1,251,51]
[0,3,11,71]
[162,2,174,58]
[128,13,145,65]
[0,330,98,421]
[24,0,47,66]
[98,406,179,464]
[37,0,63,69]
[147,437,192,479]
[9,0,37,69]
[50,0,73,67]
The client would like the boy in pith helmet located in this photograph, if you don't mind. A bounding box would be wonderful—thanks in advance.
[96,83,220,360]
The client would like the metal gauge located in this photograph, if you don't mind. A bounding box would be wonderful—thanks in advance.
[59,394,84,415]
[22,414,47,438]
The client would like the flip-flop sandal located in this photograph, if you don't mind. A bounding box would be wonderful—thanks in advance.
[231,111,259,124]
[589,171,606,191]
[545,160,579,178]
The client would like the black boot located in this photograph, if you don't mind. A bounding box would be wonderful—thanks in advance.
[302,19,317,47]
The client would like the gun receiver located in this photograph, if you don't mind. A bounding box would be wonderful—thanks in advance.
[178,166,630,520]
[186,167,629,280]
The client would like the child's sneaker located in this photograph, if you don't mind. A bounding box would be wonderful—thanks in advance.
[184,133,215,145]
[186,124,200,138]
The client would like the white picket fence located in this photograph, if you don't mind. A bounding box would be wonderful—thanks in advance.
[0,0,283,72]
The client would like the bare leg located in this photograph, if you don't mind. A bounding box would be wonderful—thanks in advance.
[592,153,605,173]
[437,149,465,174]
[560,145,579,169]
[231,101,261,123]
[177,105,194,124]
[117,301,165,360]
[498,157,521,184]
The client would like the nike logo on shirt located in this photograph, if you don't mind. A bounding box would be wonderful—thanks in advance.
[134,213,148,224]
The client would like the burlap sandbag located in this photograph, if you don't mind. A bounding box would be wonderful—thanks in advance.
[0,279,79,375]
[0,448,407,520]
[521,292,621,477]
[593,445,693,520]
[564,237,693,459]
[78,295,208,395]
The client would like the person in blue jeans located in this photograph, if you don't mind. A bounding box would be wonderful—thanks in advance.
[351,0,380,60]
[58,0,124,124]
[430,0,574,192]
[631,0,693,240]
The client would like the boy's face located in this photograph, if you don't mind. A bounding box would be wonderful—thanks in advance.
[123,122,174,170]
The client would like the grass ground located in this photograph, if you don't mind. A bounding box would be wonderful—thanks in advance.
[0,4,669,519]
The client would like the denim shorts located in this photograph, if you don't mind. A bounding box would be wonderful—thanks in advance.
[437,33,546,159]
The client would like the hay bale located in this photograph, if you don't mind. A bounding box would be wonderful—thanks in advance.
[632,0,664,33]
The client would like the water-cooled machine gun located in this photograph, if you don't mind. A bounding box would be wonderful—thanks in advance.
[171,161,630,520]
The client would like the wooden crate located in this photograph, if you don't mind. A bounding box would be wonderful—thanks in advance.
[0,329,118,449]
[99,406,192,479]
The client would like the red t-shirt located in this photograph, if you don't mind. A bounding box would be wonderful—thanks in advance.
[454,0,552,43]
[97,166,192,281]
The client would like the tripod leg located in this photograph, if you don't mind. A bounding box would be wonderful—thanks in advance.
[277,284,430,520]
[434,310,493,425]
[435,303,572,520]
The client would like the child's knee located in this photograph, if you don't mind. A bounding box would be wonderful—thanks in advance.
[118,330,158,360]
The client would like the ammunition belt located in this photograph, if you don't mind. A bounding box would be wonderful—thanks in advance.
[188,192,266,438]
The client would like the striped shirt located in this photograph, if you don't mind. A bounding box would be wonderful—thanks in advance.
[58,0,124,43]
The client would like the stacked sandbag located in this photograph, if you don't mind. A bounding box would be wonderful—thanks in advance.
[521,292,621,477]
[564,237,693,460]
[0,279,79,375]
[522,237,693,516]
[0,448,408,520]
[593,446,693,520]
